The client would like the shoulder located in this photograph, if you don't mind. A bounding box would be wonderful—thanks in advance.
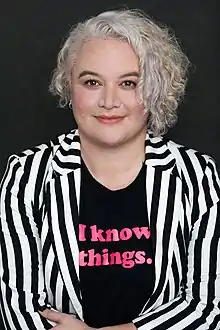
[0,130,78,205]
[166,137,214,168]
[162,138,220,215]
[165,137,219,186]
[3,130,77,179]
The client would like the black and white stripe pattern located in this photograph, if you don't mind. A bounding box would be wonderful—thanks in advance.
[0,129,220,329]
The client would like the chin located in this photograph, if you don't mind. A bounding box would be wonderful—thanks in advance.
[94,135,128,148]
[79,127,138,148]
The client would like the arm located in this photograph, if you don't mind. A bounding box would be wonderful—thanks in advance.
[97,157,220,330]
[38,157,220,330]
[0,155,54,329]
[130,157,220,329]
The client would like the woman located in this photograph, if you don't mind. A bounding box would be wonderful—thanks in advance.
[0,8,220,330]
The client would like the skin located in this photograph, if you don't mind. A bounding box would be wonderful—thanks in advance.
[71,38,147,149]
[40,309,135,330]
[40,38,144,329]
[70,38,148,190]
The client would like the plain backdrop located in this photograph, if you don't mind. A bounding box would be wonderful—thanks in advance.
[0,0,218,327]
[0,0,219,176]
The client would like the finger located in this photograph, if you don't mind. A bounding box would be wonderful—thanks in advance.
[51,326,62,330]
[39,309,63,323]
[39,309,50,316]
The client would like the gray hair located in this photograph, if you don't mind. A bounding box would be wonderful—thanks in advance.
[49,9,190,136]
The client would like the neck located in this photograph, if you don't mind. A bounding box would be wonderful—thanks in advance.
[79,131,147,190]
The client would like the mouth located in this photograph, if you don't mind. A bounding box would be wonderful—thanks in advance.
[95,115,126,124]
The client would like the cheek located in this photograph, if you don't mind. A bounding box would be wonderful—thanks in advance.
[120,92,145,116]
[127,101,145,119]
[72,88,99,115]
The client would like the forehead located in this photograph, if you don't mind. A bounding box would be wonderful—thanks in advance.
[73,38,139,75]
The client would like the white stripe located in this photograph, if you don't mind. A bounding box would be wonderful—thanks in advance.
[145,166,154,227]
[55,273,64,311]
[44,246,54,305]
[153,170,171,288]
[139,300,188,330]
[73,168,81,212]
[50,182,82,318]
[54,150,80,164]
[169,271,175,300]
[60,175,80,280]
[168,309,205,330]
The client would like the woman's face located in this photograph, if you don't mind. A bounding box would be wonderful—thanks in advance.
[70,38,147,148]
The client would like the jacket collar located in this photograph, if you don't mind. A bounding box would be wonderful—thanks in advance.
[51,129,176,176]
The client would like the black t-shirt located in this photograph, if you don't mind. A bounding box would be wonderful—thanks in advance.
[79,161,155,328]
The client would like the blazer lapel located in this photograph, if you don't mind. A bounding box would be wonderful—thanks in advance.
[46,129,182,318]
[140,135,182,313]
[46,130,83,318]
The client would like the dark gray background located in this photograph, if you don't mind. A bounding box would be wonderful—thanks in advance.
[0,0,219,176]
[0,0,218,326]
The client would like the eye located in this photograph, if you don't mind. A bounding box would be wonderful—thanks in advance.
[120,80,137,89]
[83,79,100,87]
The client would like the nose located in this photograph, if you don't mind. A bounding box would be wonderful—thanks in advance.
[98,85,121,109]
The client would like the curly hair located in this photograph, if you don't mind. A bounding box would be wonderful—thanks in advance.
[49,9,190,136]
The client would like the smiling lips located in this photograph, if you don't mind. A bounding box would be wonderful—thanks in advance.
[96,115,125,124]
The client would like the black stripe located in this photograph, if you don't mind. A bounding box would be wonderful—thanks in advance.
[64,133,80,145]
[5,285,22,330]
[152,302,204,329]
[176,224,187,288]
[157,159,176,171]
[33,148,52,227]
[171,253,180,297]
[50,262,58,307]
[42,234,51,268]
[68,172,80,238]
[145,138,165,149]
[52,155,81,170]
[207,163,220,196]
[153,169,177,299]
[192,224,204,303]
[134,297,185,328]
[58,147,81,158]
[0,301,9,330]
[0,156,17,190]
[45,185,58,310]
[55,176,81,302]
[201,218,220,319]
[179,148,200,224]
[0,237,18,330]
[202,163,213,211]
[16,156,38,330]
[163,282,169,303]
[147,149,171,160]
[209,313,220,330]
[3,161,26,329]
[62,285,70,313]
[149,168,162,259]
[143,167,161,311]
[48,176,81,307]
[182,184,190,248]
[208,160,220,197]
[0,160,22,330]
[0,226,9,290]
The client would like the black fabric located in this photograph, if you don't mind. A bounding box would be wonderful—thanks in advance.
[79,160,155,328]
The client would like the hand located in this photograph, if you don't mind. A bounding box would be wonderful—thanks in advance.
[39,309,94,330]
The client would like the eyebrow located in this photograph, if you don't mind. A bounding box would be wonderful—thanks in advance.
[78,70,139,79]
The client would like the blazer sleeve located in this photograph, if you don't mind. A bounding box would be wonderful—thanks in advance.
[0,155,54,329]
[132,157,220,330]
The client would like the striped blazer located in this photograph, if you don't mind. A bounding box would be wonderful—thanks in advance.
[0,129,220,330]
